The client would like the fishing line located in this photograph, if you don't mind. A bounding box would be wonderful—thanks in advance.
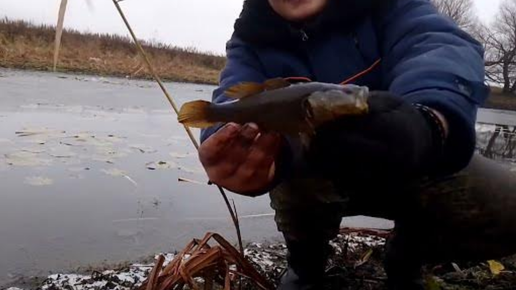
[111,0,244,255]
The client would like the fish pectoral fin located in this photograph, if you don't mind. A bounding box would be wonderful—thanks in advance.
[224,82,265,99]
[177,100,217,128]
[263,78,291,91]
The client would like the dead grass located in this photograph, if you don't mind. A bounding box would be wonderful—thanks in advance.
[485,87,516,111]
[0,18,225,84]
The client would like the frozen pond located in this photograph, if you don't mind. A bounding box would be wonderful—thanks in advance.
[0,69,396,286]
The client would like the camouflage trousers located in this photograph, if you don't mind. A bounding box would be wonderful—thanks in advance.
[268,153,516,262]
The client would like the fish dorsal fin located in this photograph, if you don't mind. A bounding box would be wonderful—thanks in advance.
[224,82,264,99]
[224,78,291,99]
[263,78,291,91]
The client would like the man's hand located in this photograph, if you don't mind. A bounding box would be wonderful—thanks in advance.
[199,122,282,196]
[308,91,447,189]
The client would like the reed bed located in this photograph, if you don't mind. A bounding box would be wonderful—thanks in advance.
[0,18,225,84]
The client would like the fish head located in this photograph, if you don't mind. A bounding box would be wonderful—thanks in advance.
[305,84,369,125]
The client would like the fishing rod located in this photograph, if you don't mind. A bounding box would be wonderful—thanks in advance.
[111,0,244,255]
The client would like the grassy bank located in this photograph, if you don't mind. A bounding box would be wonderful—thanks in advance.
[0,19,225,84]
[485,87,516,111]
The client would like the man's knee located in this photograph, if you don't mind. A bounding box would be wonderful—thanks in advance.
[269,177,347,240]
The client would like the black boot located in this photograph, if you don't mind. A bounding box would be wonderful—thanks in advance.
[277,236,333,290]
[384,226,425,290]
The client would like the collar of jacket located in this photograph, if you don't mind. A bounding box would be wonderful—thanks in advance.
[233,0,384,48]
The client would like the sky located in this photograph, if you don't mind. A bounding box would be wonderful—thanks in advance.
[0,0,505,55]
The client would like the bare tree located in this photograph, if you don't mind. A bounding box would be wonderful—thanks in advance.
[483,0,516,94]
[431,0,477,32]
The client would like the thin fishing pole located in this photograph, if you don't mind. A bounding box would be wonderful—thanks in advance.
[111,0,244,255]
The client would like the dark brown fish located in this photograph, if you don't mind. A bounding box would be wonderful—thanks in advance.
[177,78,369,136]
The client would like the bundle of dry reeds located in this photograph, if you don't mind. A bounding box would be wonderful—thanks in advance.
[138,233,274,290]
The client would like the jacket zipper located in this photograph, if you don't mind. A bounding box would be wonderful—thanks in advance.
[300,29,309,42]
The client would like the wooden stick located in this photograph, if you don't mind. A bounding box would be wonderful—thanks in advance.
[54,0,68,71]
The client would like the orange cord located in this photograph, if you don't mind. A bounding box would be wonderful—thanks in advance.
[281,59,381,86]
[341,59,381,85]
[284,76,312,83]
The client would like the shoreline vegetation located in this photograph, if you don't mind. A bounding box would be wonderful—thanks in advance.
[1,18,516,110]
[6,230,516,290]
[0,19,225,85]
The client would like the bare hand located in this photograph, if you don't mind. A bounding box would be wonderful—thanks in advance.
[199,122,281,196]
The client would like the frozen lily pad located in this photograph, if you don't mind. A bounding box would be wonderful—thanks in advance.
[146,161,176,170]
[25,176,54,186]
[101,169,137,186]
[20,139,47,145]
[20,147,46,154]
[66,133,120,148]
[91,155,115,164]
[178,165,204,174]
[5,152,52,167]
[68,167,91,172]
[48,147,76,158]
[96,135,125,144]
[101,168,128,177]
[69,133,94,142]
[15,127,65,137]
[95,147,128,159]
[169,152,194,159]
[130,144,157,154]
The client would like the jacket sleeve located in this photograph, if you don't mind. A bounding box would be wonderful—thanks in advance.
[378,0,490,174]
[199,36,267,144]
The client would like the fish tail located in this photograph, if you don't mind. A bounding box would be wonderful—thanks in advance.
[177,101,217,128]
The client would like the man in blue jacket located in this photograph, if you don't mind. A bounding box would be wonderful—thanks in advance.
[197,0,490,289]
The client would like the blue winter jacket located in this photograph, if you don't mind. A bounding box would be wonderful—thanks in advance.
[200,0,489,176]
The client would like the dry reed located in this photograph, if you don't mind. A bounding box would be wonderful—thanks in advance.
[109,0,244,256]
[138,233,274,290]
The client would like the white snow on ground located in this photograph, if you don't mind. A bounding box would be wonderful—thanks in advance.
[10,234,386,290]
[36,253,175,290]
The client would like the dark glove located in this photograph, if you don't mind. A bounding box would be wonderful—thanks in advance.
[307,91,446,189]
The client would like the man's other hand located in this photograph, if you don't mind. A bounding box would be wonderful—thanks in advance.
[199,122,281,196]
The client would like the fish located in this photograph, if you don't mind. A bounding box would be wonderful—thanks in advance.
[177,78,370,139]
